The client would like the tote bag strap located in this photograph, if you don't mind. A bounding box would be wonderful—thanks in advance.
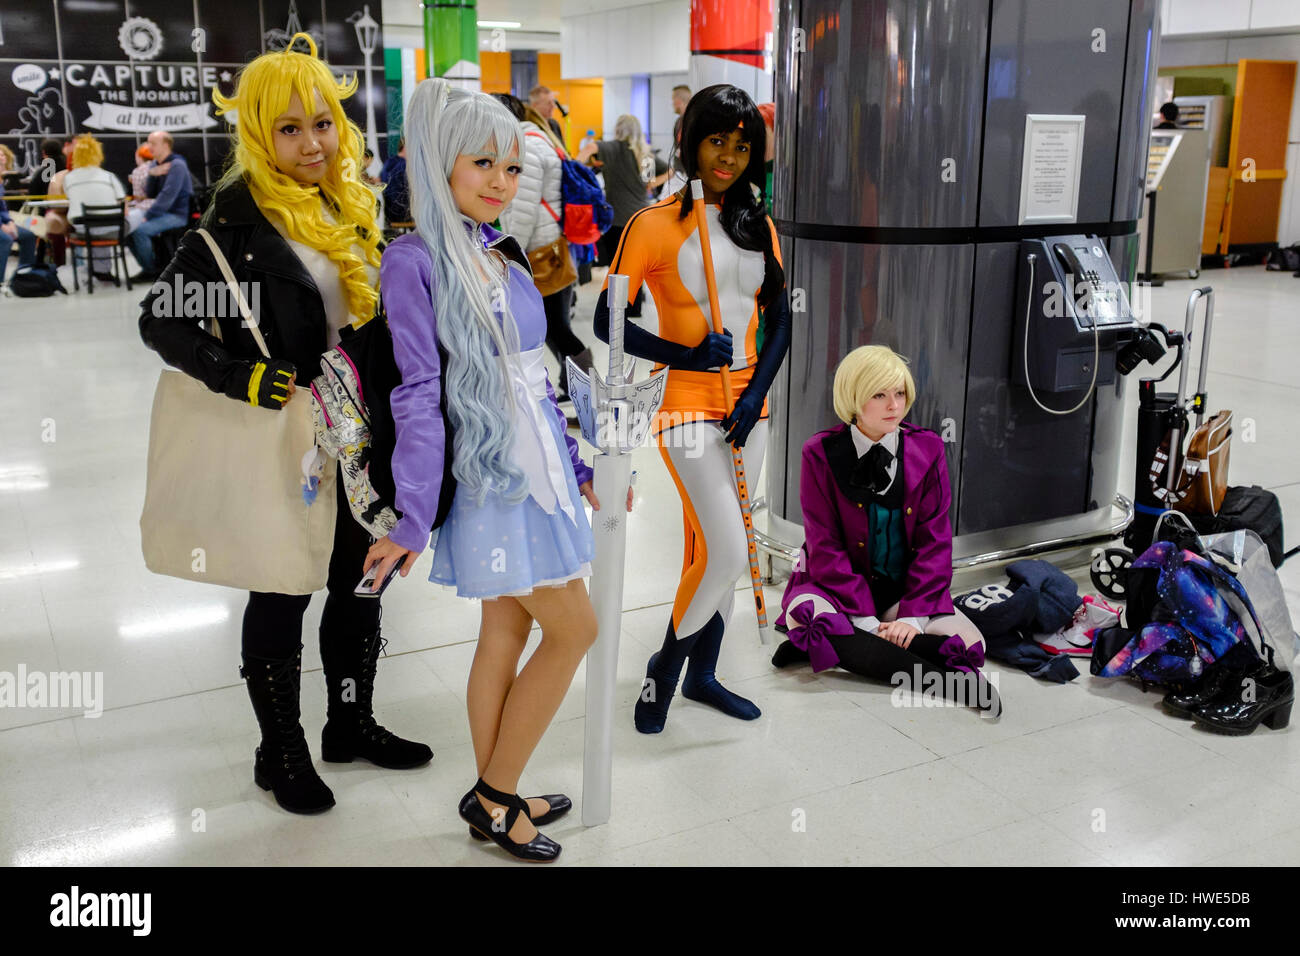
[195,227,271,360]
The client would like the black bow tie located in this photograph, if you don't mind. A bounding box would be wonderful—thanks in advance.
[851,443,894,494]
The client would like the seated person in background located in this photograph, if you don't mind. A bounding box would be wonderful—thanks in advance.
[128,130,193,280]
[0,144,39,290]
[42,138,74,266]
[63,133,130,284]
[127,143,154,228]
[771,345,1000,716]
[380,139,409,223]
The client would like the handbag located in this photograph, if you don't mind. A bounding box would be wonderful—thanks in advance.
[1149,409,1232,517]
[139,228,337,595]
[16,203,48,239]
[1176,410,1232,516]
[526,229,577,298]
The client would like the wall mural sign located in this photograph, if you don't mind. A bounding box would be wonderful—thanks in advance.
[2,0,387,187]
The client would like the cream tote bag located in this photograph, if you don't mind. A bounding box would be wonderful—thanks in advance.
[139,229,336,595]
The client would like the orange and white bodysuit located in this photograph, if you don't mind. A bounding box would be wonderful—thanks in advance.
[597,195,786,639]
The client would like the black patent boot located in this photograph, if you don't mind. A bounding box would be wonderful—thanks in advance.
[1191,664,1295,736]
[320,626,433,769]
[1162,666,1231,719]
[241,648,335,814]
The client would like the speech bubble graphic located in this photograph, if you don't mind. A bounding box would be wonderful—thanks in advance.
[12,64,47,94]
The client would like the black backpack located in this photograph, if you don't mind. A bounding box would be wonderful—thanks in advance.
[10,263,67,297]
[1187,485,1286,567]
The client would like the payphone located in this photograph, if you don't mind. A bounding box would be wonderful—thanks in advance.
[1013,235,1137,406]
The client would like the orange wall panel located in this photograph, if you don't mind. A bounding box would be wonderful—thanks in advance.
[479,51,512,94]
[536,53,603,155]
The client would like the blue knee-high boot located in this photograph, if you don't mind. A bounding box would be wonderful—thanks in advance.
[682,612,761,721]
[633,620,698,735]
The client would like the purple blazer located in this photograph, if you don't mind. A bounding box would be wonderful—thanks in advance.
[381,223,592,555]
[776,422,956,671]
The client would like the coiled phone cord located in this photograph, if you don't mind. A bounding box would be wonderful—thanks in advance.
[1022,252,1101,416]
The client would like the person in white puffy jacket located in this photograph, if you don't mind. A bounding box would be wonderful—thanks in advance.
[493,93,593,400]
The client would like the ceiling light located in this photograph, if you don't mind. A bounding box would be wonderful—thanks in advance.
[478,20,521,29]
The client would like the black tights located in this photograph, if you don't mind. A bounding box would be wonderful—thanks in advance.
[773,629,973,701]
[241,471,380,660]
[543,286,586,360]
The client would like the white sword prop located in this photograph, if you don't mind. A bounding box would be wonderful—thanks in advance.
[567,274,667,827]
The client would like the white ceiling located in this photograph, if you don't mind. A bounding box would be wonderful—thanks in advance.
[382,0,654,34]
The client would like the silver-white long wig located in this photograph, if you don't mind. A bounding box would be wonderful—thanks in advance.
[405,77,528,505]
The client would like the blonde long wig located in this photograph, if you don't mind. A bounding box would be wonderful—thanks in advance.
[212,33,381,321]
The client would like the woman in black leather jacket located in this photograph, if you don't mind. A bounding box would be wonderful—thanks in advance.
[139,35,431,815]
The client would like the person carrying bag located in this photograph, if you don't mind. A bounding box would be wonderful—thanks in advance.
[138,34,431,817]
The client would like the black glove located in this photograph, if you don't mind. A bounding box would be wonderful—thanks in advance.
[594,286,735,371]
[721,387,765,447]
[246,358,296,409]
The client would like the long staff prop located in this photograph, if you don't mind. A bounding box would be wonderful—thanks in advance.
[689,179,770,644]
[568,275,667,826]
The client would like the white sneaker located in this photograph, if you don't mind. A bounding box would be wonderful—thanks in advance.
[1033,595,1122,656]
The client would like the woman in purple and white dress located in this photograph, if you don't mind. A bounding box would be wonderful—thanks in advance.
[363,79,630,863]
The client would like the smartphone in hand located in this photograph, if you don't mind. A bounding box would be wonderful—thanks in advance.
[354,559,404,598]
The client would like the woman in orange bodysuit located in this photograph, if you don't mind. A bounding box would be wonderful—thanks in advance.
[595,84,792,734]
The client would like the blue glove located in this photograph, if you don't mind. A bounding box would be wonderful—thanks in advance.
[682,328,733,372]
[721,387,765,447]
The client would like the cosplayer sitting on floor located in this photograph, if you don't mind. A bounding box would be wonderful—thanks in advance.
[771,346,1001,716]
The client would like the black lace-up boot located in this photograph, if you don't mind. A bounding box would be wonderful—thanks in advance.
[320,625,433,769]
[241,647,335,814]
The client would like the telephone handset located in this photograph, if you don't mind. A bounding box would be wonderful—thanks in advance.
[1013,234,1136,397]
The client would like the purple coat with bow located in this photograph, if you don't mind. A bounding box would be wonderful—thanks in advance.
[776,422,956,672]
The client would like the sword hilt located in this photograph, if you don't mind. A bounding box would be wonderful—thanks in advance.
[607,273,629,389]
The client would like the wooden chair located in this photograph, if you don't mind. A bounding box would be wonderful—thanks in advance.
[68,203,133,294]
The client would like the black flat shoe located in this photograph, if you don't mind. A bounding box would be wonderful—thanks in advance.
[92,270,121,286]
[458,778,561,863]
[1191,666,1294,735]
[468,792,571,840]
[1162,667,1230,719]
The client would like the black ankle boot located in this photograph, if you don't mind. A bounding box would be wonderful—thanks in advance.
[1163,666,1231,718]
[321,626,433,769]
[241,648,335,814]
[1191,664,1294,735]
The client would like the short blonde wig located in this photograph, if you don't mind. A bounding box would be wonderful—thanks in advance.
[72,134,104,169]
[832,345,916,425]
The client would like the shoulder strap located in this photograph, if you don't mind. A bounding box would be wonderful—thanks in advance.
[527,130,570,163]
[195,227,270,360]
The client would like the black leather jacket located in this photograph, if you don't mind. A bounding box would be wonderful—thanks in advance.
[139,178,361,401]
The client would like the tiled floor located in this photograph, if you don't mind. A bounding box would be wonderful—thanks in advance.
[1,261,1297,867]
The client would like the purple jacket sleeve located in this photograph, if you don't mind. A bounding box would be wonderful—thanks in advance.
[383,240,446,555]
[798,441,877,619]
[544,373,593,487]
[898,442,956,619]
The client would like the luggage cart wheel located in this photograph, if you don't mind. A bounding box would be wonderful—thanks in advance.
[1090,547,1132,601]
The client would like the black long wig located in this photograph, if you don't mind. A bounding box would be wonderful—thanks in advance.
[675,83,784,310]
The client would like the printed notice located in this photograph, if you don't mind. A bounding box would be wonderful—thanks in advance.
[1018,114,1086,224]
